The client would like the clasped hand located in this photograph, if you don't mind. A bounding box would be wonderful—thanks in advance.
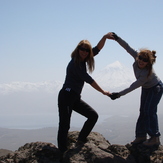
[109,92,120,100]
[103,91,111,96]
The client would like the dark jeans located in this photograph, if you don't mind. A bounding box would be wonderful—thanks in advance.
[57,88,98,153]
[136,81,163,138]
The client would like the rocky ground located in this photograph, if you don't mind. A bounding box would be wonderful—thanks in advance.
[0,131,163,163]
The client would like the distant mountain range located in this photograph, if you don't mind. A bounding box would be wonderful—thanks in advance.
[0,61,135,94]
[1,114,163,152]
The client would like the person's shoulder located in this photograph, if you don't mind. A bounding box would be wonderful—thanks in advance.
[67,58,74,67]
[92,46,100,56]
[69,58,74,64]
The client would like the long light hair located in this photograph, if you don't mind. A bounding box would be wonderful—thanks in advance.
[71,40,95,73]
[137,49,156,77]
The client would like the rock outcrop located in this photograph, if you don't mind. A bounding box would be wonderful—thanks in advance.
[0,142,60,163]
[0,131,163,163]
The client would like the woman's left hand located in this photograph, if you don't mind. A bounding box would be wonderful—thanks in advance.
[104,32,115,40]
[103,91,111,96]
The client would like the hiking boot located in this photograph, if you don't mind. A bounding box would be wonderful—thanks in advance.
[143,136,160,147]
[131,137,146,144]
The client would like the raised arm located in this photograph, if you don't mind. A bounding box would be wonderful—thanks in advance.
[91,80,111,96]
[110,32,138,59]
[96,32,114,50]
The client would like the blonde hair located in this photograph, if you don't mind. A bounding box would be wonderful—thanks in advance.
[137,49,156,77]
[71,40,95,73]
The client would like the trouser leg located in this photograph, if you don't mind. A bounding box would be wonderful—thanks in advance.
[57,89,73,153]
[73,99,98,142]
[136,84,163,138]
[58,105,72,153]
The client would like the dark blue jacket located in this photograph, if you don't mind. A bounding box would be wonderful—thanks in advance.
[63,46,100,94]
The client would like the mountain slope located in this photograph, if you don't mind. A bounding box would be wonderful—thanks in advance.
[93,61,135,89]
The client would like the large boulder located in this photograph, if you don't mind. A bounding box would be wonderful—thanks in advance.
[63,131,135,163]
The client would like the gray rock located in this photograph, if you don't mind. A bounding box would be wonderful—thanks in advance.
[0,142,60,163]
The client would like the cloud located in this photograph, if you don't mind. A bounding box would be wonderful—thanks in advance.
[0,61,134,94]
[0,81,62,95]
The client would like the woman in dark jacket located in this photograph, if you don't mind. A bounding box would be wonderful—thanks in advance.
[58,33,113,154]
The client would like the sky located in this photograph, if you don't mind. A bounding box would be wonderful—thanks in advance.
[1,0,163,84]
[0,1,163,129]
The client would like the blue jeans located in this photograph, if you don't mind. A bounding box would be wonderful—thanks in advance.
[57,88,98,153]
[136,81,163,138]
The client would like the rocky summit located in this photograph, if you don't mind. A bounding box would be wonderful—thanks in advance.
[0,131,163,163]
